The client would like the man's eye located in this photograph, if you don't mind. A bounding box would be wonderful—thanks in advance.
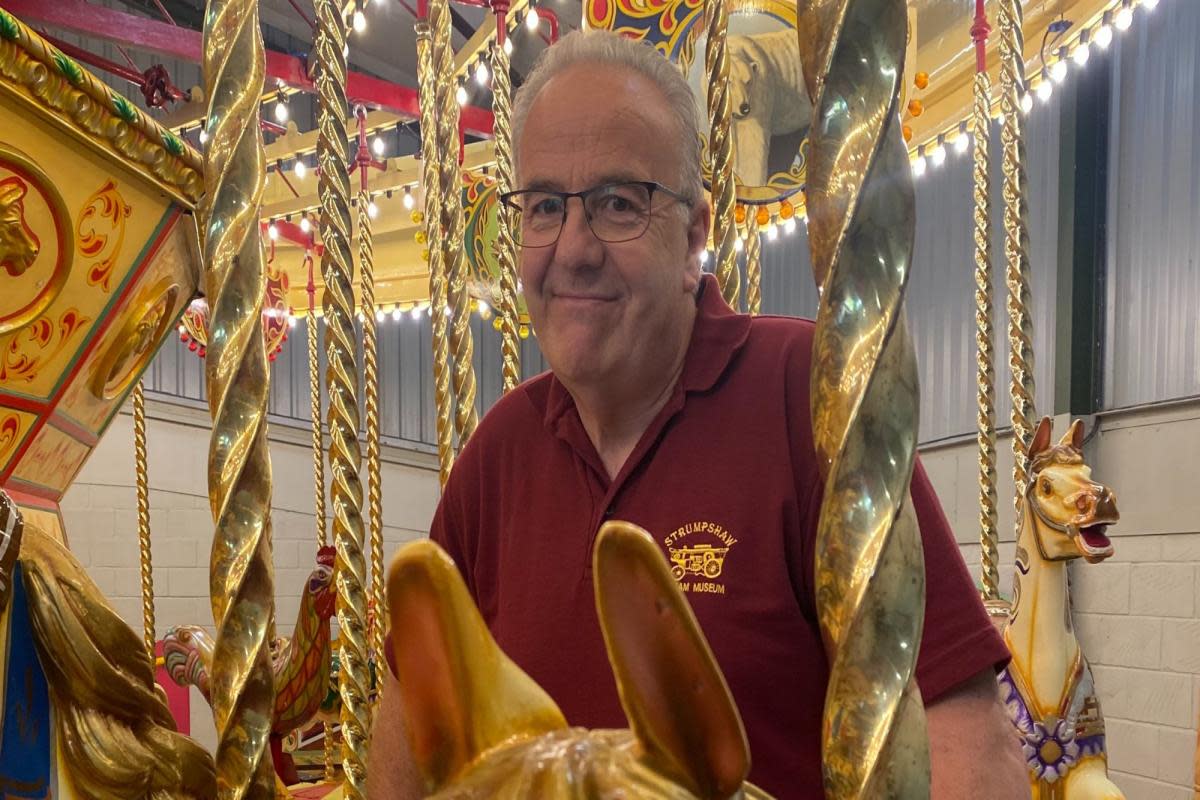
[530,197,562,216]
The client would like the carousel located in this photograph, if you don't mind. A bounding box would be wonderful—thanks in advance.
[0,0,1180,797]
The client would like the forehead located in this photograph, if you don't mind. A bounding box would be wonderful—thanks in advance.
[517,64,685,188]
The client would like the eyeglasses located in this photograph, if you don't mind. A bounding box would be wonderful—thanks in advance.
[499,181,692,249]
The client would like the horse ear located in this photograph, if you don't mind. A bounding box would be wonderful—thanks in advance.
[1059,418,1086,451]
[387,540,567,792]
[1030,416,1054,458]
[0,177,26,203]
[593,522,750,799]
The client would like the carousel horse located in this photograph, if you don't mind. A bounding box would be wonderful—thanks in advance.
[388,520,773,799]
[0,491,216,797]
[998,417,1123,799]
[163,545,336,784]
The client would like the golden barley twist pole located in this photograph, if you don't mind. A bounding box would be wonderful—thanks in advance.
[970,9,1000,602]
[357,177,385,716]
[199,1,276,796]
[996,0,1037,534]
[433,0,480,445]
[796,0,929,794]
[133,381,155,658]
[706,0,739,309]
[491,28,522,393]
[313,0,369,794]
[745,213,762,316]
[416,19,456,487]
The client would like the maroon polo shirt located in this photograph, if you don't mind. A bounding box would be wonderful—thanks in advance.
[427,274,1008,797]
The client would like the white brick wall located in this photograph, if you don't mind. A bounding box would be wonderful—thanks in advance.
[57,396,440,752]
[922,401,1200,798]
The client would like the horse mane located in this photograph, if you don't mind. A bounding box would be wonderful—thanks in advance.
[1029,443,1084,476]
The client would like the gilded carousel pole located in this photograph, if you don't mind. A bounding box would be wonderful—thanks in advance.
[313,0,370,793]
[970,1,1001,604]
[796,0,929,796]
[705,0,740,308]
[492,0,523,393]
[416,3,458,485]
[745,212,762,316]
[997,0,1038,529]
[199,0,277,795]
[133,381,156,657]
[433,0,480,445]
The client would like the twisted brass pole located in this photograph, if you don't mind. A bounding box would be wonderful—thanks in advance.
[355,132,385,717]
[200,0,276,795]
[996,0,1037,534]
[745,214,762,316]
[705,0,739,308]
[970,5,1000,603]
[433,0,480,445]
[133,381,155,658]
[313,0,369,794]
[796,0,929,795]
[491,18,522,394]
[416,18,456,487]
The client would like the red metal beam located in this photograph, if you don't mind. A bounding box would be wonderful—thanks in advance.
[1,0,495,137]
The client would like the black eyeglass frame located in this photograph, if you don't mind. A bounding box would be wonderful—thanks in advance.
[498,180,694,248]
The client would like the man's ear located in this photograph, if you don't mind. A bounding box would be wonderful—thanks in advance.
[387,540,567,791]
[685,197,712,292]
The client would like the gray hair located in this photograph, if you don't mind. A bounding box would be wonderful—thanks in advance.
[511,29,704,204]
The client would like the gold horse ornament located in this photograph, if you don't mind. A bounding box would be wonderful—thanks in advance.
[387,520,774,799]
[998,417,1123,799]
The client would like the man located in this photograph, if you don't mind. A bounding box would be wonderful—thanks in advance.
[370,29,1028,798]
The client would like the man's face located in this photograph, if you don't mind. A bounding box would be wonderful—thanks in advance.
[516,64,709,388]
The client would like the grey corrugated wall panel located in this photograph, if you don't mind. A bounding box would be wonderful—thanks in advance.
[1104,0,1200,409]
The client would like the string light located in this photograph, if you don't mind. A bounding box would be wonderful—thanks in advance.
[766,224,778,241]
[299,215,311,234]
[1037,70,1054,103]
[289,316,297,329]
[367,198,379,219]
[1051,53,1069,83]
[478,300,490,316]
[700,250,710,265]
[1073,34,1091,68]
[403,186,415,209]
[391,306,402,321]
[456,84,468,106]
[931,137,947,167]
[375,308,385,322]
[372,134,386,156]
[294,158,307,179]
[954,121,970,154]
[475,61,490,86]
[1143,0,1159,10]
[274,97,289,123]
[503,37,513,56]
[1021,89,1034,114]
[198,125,209,145]
[912,146,927,178]
[268,222,279,240]
[1095,13,1115,48]
[410,306,422,320]
[1115,1,1133,30]
[526,7,540,31]
[734,237,744,252]
[783,217,796,235]
[353,9,367,33]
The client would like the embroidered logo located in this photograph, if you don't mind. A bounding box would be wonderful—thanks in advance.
[663,521,737,595]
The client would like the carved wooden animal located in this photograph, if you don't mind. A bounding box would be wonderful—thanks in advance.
[0,176,40,276]
[727,29,810,187]
[388,521,773,799]
[999,417,1123,799]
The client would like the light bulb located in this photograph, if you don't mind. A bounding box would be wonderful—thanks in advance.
[1143,0,1159,10]
[391,306,402,321]
[294,159,307,179]
[931,142,946,166]
[375,309,385,322]
[353,9,366,33]
[299,216,311,233]
[1115,5,1133,30]
[410,306,422,320]
[1020,92,1034,114]
[734,237,744,252]
[274,99,288,123]
[1095,24,1114,49]
[268,223,279,240]
[1073,42,1090,67]
[784,217,796,234]
[912,153,927,178]
[289,316,297,328]
[478,300,490,315]
[367,200,378,219]
[372,135,385,156]
[503,38,513,56]
[456,85,468,106]
[526,7,539,31]
[700,250,710,264]
[766,225,778,241]
[1037,80,1053,103]
[403,188,415,209]
[343,43,349,58]
[954,133,970,154]
[475,62,490,86]
[198,127,209,144]
[1051,59,1068,83]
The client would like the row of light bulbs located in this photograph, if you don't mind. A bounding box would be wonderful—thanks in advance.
[266,186,417,241]
[910,0,1161,178]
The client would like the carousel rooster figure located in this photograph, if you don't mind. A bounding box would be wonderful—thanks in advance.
[998,417,1124,799]
[164,545,336,784]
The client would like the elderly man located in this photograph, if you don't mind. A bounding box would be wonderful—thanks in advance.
[369,29,1028,798]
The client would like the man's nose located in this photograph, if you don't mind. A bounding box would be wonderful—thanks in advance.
[554,197,604,264]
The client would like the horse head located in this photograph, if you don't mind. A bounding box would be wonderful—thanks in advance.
[163,624,215,701]
[307,544,336,620]
[1024,417,1120,565]
[0,177,40,277]
[388,521,769,799]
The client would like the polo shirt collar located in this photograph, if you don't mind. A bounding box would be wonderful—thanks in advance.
[543,273,752,431]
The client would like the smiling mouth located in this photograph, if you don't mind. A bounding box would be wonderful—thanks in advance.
[1074,523,1114,562]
